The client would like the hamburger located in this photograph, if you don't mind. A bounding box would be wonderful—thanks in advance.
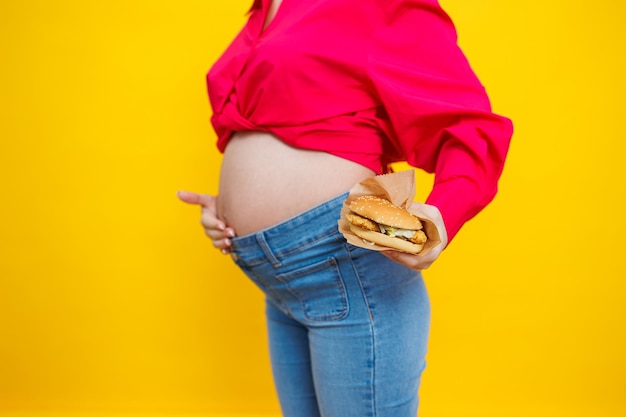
[345,195,428,254]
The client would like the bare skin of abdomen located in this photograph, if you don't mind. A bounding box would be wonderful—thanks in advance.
[217,131,376,236]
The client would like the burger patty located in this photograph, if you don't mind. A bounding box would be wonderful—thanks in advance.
[345,212,379,232]
[347,212,428,244]
[409,230,428,244]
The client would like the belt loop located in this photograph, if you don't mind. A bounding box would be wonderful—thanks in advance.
[256,232,281,267]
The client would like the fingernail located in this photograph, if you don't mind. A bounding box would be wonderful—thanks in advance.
[227,230,235,238]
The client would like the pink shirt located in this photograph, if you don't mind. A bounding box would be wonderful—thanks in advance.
[206,0,513,241]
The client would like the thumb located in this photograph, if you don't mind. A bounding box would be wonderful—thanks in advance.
[176,190,214,207]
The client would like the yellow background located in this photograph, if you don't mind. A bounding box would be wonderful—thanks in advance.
[1,0,625,416]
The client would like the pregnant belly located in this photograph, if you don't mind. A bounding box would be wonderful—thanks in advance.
[217,131,375,236]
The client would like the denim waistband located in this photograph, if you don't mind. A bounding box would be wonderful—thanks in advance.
[230,192,349,265]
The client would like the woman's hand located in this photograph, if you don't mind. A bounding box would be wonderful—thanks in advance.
[177,190,236,255]
[382,202,448,271]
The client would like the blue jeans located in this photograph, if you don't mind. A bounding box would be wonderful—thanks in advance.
[230,192,430,417]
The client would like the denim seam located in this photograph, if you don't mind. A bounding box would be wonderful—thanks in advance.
[346,244,377,416]
[372,331,377,417]
[256,232,281,267]
[233,228,339,267]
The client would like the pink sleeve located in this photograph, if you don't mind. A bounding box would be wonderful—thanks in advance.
[368,0,513,242]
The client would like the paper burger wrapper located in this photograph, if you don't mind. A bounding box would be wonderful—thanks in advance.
[338,170,441,255]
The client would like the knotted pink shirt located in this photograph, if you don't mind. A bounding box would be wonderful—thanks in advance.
[207,0,513,241]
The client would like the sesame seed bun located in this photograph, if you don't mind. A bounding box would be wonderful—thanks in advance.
[348,196,423,230]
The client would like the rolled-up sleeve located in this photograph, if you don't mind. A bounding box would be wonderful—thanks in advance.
[367,0,513,241]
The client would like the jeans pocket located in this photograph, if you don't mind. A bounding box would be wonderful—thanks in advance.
[277,257,349,322]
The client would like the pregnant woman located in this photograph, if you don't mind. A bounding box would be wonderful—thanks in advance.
[178,1,513,415]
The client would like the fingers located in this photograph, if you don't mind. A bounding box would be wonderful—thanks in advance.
[176,190,215,207]
[207,229,236,255]
[200,205,226,234]
[204,220,236,253]
[178,190,236,255]
[212,236,234,255]
[211,225,236,255]
[199,206,236,255]
[382,249,436,271]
